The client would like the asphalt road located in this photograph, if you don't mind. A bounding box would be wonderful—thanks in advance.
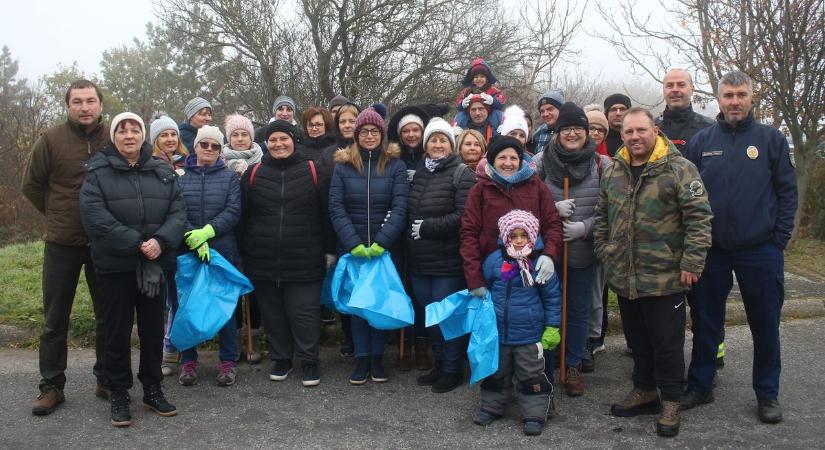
[1,318,823,449]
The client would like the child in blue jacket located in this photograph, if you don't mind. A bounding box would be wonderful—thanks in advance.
[473,209,561,436]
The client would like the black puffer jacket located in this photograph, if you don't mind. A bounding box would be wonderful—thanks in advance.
[656,105,714,151]
[406,155,476,276]
[240,151,333,283]
[80,142,186,273]
[298,132,338,162]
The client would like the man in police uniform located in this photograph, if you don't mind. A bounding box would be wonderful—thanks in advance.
[681,71,797,424]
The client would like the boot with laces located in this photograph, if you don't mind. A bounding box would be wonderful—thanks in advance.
[142,383,177,416]
[656,400,681,437]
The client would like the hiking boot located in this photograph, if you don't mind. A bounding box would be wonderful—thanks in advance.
[269,359,293,381]
[610,388,661,417]
[110,390,131,427]
[757,398,783,424]
[395,340,413,372]
[564,366,585,397]
[416,366,441,386]
[142,384,177,416]
[302,363,320,387]
[161,351,178,376]
[350,357,369,385]
[415,337,432,370]
[370,355,388,382]
[216,361,237,387]
[32,387,65,416]
[431,372,463,393]
[178,361,198,386]
[95,383,111,400]
[656,400,681,437]
[680,390,714,410]
[523,420,544,436]
[472,409,500,426]
[320,307,336,324]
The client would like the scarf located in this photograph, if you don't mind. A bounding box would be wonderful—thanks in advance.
[425,156,446,172]
[542,140,596,187]
[502,244,535,286]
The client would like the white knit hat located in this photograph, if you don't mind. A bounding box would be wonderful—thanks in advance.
[497,105,529,137]
[423,118,456,151]
[110,112,146,143]
[397,114,425,135]
[193,125,225,148]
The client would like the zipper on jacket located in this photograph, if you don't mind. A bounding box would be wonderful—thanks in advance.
[200,169,206,227]
[366,151,372,246]
[277,169,286,287]
[503,279,513,342]
[133,169,147,238]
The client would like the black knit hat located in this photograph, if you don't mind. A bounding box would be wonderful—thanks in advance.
[486,135,524,166]
[263,120,297,143]
[603,93,632,112]
[555,102,589,132]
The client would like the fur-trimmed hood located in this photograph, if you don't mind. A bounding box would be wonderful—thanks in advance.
[333,144,400,165]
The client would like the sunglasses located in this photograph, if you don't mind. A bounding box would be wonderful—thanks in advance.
[198,141,222,151]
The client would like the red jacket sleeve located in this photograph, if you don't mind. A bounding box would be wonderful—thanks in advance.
[460,184,486,289]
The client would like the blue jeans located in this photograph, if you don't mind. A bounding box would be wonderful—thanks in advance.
[351,316,386,357]
[180,316,239,364]
[564,264,597,367]
[687,241,784,399]
[410,274,467,374]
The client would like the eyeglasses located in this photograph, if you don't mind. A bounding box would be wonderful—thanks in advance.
[589,127,607,134]
[307,122,325,129]
[198,141,222,151]
[560,126,586,135]
[358,128,381,137]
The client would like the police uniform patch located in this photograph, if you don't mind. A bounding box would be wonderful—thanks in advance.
[689,180,704,197]
[746,146,759,159]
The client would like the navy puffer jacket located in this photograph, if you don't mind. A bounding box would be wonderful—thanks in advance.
[178,122,198,154]
[80,142,186,273]
[329,146,409,254]
[178,155,241,264]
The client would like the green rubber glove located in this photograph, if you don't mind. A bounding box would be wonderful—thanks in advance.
[196,242,211,263]
[184,224,216,250]
[541,326,560,350]
[351,244,370,259]
[367,242,385,257]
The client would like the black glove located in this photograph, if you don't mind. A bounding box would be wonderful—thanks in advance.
[136,259,165,298]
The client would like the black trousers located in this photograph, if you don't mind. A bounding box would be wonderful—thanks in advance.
[618,292,686,401]
[39,242,107,391]
[254,279,322,365]
[98,271,164,391]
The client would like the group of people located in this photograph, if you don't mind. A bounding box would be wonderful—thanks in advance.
[21,58,797,439]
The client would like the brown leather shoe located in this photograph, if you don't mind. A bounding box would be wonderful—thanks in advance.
[611,388,661,417]
[415,337,432,370]
[656,400,681,437]
[32,388,65,416]
[564,366,585,397]
[95,383,111,400]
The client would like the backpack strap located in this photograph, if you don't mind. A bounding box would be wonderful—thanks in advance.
[249,162,262,188]
[452,162,468,189]
[309,160,318,189]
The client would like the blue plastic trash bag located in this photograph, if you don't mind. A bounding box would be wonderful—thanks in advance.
[170,250,254,351]
[320,266,335,309]
[425,290,499,384]
[331,252,414,330]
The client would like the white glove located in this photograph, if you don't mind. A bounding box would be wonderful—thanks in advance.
[411,219,423,240]
[535,255,555,284]
[480,93,494,105]
[470,287,487,298]
[325,254,338,270]
[461,95,472,109]
[563,221,586,242]
[406,169,416,183]
[554,199,576,218]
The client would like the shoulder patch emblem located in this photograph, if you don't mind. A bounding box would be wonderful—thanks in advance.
[689,180,705,197]
[746,146,759,159]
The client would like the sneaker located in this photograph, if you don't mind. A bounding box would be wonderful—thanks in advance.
[178,361,198,386]
[350,357,369,385]
[370,355,388,382]
[523,420,544,436]
[161,351,178,376]
[95,383,111,400]
[416,367,441,386]
[757,398,783,424]
[656,400,681,437]
[320,307,336,324]
[269,360,293,381]
[680,390,714,410]
[110,390,131,427]
[32,387,65,416]
[611,388,661,417]
[581,340,595,374]
[302,363,320,387]
[564,366,585,397]
[431,372,463,393]
[472,409,500,426]
[591,338,606,355]
[216,361,237,387]
[142,384,177,416]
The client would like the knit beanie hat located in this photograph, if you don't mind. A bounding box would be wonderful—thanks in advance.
[586,110,609,130]
[354,107,386,141]
[486,135,524,166]
[423,118,456,151]
[193,125,224,148]
[498,209,539,248]
[397,114,425,135]
[461,58,498,87]
[110,112,146,143]
[184,97,211,121]
[149,115,178,146]
[224,113,255,139]
[603,93,632,112]
[328,95,349,110]
[555,102,589,132]
[272,95,296,114]
[262,120,298,144]
[537,89,565,111]
[497,105,529,137]
[467,94,493,112]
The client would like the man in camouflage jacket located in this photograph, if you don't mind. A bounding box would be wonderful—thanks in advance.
[593,107,712,438]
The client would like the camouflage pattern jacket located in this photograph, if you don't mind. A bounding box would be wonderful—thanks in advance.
[593,134,712,300]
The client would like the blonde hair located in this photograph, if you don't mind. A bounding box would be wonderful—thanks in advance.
[341,140,396,176]
[457,129,487,158]
[152,139,189,160]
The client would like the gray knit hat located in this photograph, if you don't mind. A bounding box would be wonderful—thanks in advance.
[328,95,349,110]
[184,97,211,121]
[537,89,565,111]
[149,116,179,146]
[272,95,296,114]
